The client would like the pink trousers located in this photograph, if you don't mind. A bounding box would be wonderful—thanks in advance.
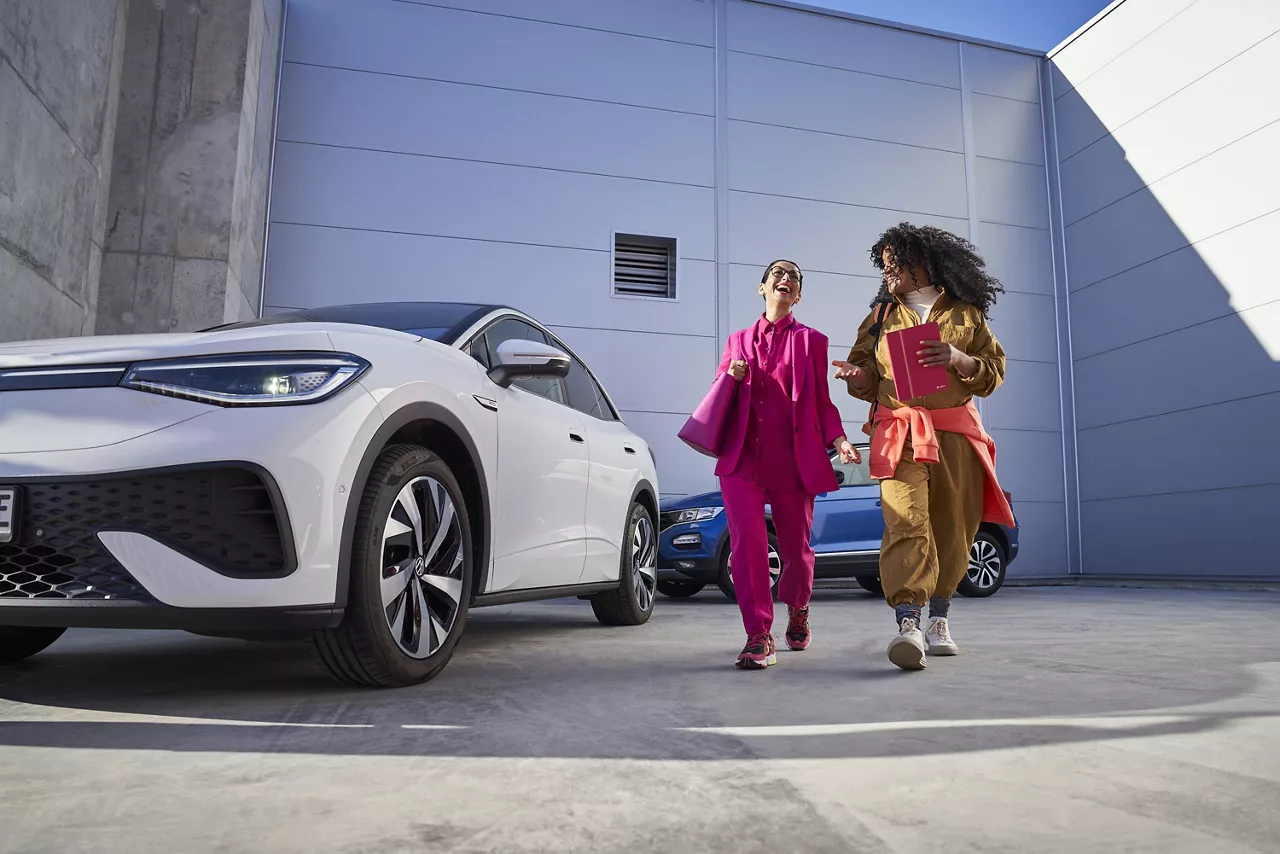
[720,476,817,636]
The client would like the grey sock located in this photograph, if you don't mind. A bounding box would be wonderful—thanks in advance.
[929,596,951,619]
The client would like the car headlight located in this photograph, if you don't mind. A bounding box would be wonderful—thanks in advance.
[674,507,722,524]
[120,353,369,407]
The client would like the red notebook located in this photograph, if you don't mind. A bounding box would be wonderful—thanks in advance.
[885,322,950,400]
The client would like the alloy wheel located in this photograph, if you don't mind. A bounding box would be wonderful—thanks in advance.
[632,513,658,612]
[380,476,464,659]
[967,538,1003,590]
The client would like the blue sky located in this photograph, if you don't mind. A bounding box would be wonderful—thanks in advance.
[804,0,1114,51]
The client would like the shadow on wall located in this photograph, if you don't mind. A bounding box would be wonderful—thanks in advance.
[1049,60,1280,580]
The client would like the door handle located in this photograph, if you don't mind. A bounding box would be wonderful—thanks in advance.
[623,445,636,455]
[569,431,585,444]
[875,500,882,506]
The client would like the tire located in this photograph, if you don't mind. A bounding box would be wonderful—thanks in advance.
[956,530,1007,598]
[311,445,473,687]
[717,530,782,602]
[657,579,704,598]
[591,502,657,626]
[0,626,66,663]
[855,574,884,596]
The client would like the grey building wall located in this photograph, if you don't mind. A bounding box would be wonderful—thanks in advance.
[0,0,129,342]
[1048,0,1280,578]
[96,0,284,335]
[264,0,1071,578]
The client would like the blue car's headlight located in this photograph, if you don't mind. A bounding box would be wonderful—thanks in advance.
[121,353,369,407]
[673,507,722,524]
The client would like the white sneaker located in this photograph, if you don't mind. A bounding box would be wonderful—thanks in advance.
[925,616,958,656]
[887,617,927,670]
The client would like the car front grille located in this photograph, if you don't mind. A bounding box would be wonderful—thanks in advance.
[0,467,291,601]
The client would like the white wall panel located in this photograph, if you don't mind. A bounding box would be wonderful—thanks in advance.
[991,291,1058,365]
[727,0,960,89]
[271,142,716,259]
[263,225,717,337]
[727,121,968,217]
[982,360,1061,433]
[728,191,969,274]
[276,63,715,187]
[1081,486,1280,578]
[990,429,1066,503]
[726,51,964,152]
[1069,211,1278,360]
[975,158,1050,229]
[971,94,1046,165]
[1059,33,1280,226]
[394,0,716,47]
[1064,119,1280,291]
[1053,0,1280,160]
[1004,501,1068,578]
[1077,393,1280,502]
[1072,301,1280,430]
[285,0,715,115]
[1050,0,1200,98]
[620,411,718,497]
[963,44,1040,103]
[974,222,1055,297]
[547,326,716,416]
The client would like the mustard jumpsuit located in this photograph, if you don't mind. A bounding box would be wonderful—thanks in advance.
[844,294,1006,608]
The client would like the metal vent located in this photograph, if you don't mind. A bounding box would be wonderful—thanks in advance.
[614,235,676,299]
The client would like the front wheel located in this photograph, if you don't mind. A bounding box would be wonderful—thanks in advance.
[0,626,66,663]
[591,502,657,626]
[312,445,473,687]
[717,530,781,602]
[956,531,1007,598]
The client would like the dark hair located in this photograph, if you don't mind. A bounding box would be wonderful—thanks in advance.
[868,223,1003,316]
[760,259,803,291]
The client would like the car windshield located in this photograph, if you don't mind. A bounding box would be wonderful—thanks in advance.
[203,302,492,344]
[831,447,874,487]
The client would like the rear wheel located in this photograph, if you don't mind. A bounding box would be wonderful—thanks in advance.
[312,445,473,687]
[717,530,781,602]
[855,575,884,596]
[957,531,1007,598]
[591,502,657,625]
[657,579,704,598]
[0,626,66,663]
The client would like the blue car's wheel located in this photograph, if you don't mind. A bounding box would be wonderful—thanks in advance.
[957,531,1006,598]
[717,530,781,602]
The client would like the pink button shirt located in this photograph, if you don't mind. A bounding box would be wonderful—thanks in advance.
[732,313,805,492]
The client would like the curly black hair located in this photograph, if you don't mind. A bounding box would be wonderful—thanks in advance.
[868,222,1004,316]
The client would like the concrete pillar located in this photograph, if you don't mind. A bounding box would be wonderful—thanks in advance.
[97,0,283,335]
[0,0,130,343]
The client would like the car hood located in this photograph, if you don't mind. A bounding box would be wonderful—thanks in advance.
[661,489,724,512]
[0,326,347,369]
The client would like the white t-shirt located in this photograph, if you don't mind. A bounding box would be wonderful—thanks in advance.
[903,287,941,322]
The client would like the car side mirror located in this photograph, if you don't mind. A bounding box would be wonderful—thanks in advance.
[833,470,846,486]
[488,339,571,388]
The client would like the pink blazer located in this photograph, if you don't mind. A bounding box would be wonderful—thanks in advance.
[713,321,844,496]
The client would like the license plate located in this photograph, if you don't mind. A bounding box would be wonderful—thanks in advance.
[0,487,16,544]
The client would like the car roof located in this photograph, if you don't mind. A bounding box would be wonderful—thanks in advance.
[205,301,515,346]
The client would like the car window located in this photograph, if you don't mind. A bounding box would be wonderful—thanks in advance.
[483,318,564,404]
[468,334,491,369]
[562,355,608,420]
[832,451,874,488]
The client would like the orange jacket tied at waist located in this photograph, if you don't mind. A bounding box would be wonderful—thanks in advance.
[866,400,1016,529]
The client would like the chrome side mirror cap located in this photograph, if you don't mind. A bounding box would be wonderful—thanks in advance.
[488,339,571,388]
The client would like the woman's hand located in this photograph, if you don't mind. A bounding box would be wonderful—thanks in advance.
[831,360,869,389]
[918,341,978,377]
[727,359,748,381]
[834,437,860,464]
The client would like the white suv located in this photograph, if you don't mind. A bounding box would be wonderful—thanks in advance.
[0,302,660,687]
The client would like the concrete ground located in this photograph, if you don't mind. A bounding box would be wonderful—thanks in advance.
[0,586,1277,854]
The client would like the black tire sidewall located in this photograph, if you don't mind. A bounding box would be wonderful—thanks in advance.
[351,446,473,682]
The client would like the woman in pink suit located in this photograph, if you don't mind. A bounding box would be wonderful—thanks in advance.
[717,260,860,670]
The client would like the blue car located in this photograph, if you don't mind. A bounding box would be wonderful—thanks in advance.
[658,443,1019,601]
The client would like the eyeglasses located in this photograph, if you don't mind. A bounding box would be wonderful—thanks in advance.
[769,267,801,282]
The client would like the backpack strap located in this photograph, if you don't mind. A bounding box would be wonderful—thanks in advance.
[865,300,893,428]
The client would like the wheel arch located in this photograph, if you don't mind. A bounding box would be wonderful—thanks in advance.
[976,522,1010,560]
[336,402,492,609]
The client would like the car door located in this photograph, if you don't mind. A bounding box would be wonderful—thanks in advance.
[554,344,638,584]
[811,451,883,556]
[471,318,590,591]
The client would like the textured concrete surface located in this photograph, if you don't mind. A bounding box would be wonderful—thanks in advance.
[96,0,282,336]
[0,587,1276,853]
[0,0,127,342]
